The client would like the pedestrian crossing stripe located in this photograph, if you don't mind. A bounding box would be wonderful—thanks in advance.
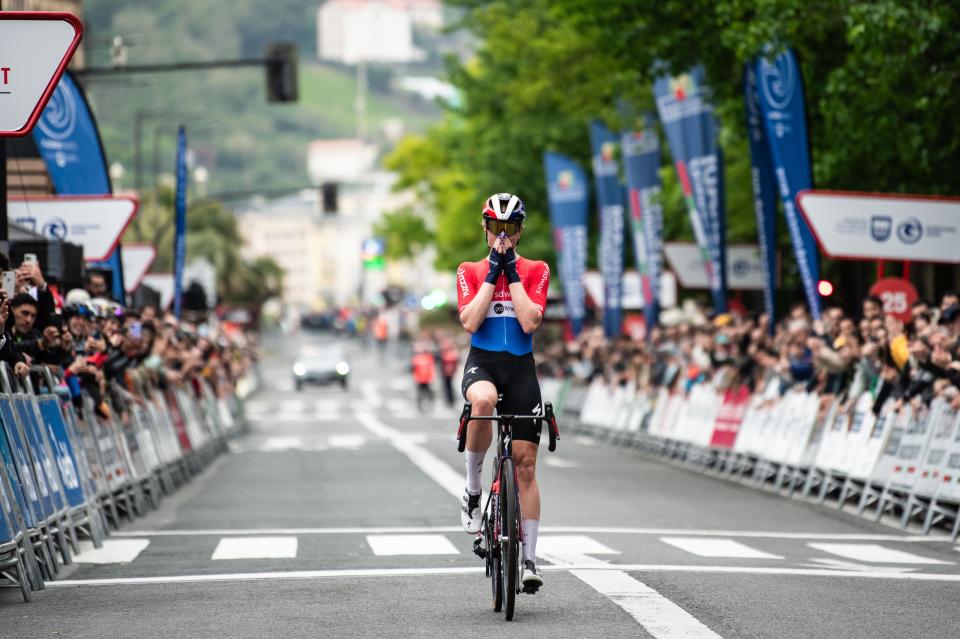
[212,536,298,560]
[366,534,460,556]
[660,537,784,559]
[807,543,953,565]
[74,539,151,564]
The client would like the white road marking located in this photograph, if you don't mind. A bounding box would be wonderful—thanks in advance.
[48,563,960,588]
[544,456,581,468]
[110,526,956,543]
[261,436,304,451]
[360,380,383,408]
[314,399,342,413]
[537,535,620,556]
[245,400,269,414]
[73,539,150,564]
[542,553,721,639]
[807,543,953,565]
[211,536,298,560]
[660,537,783,560]
[805,558,918,574]
[366,534,460,556]
[384,398,410,413]
[388,379,410,392]
[281,399,305,413]
[328,435,366,449]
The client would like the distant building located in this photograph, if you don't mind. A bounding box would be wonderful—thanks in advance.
[316,0,439,64]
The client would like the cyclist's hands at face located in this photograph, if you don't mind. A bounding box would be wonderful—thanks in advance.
[493,232,514,254]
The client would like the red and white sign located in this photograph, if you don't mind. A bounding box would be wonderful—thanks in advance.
[0,12,83,137]
[664,242,766,291]
[142,273,175,310]
[709,386,750,449]
[7,195,138,261]
[121,244,157,293]
[797,190,960,264]
[869,277,919,323]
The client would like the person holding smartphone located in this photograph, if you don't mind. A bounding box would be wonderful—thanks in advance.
[15,256,56,332]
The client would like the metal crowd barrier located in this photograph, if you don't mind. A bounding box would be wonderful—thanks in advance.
[0,364,250,602]
[554,377,960,540]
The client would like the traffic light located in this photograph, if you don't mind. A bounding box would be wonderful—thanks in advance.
[321,182,338,214]
[264,42,298,103]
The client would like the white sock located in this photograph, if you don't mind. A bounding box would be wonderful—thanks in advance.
[522,519,539,562]
[465,450,484,495]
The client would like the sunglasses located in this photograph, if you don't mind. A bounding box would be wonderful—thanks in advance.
[484,219,522,236]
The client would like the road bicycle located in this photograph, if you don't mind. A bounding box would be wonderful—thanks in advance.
[456,398,559,621]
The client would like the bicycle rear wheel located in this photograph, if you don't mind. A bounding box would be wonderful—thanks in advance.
[500,457,519,621]
[486,509,503,611]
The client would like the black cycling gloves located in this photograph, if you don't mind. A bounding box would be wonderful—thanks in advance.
[485,247,504,284]
[502,248,521,284]
[485,247,521,285]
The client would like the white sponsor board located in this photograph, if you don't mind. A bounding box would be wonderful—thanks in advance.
[0,13,83,137]
[8,196,138,261]
[583,270,643,309]
[141,273,174,310]
[797,190,960,263]
[121,244,157,293]
[664,242,765,291]
[582,270,678,310]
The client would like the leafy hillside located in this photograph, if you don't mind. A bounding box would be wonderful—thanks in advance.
[81,0,441,197]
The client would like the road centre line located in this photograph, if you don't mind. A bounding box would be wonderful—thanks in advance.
[49,562,960,588]
[110,526,958,543]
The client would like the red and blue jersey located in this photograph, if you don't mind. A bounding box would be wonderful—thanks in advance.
[456,256,550,356]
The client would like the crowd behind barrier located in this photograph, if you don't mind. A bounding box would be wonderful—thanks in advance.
[0,255,257,603]
[536,291,960,540]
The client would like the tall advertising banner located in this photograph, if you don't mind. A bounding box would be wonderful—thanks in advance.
[31,71,125,299]
[588,120,626,339]
[172,127,187,318]
[743,65,779,333]
[543,152,589,337]
[654,65,727,312]
[621,113,664,332]
[755,48,821,319]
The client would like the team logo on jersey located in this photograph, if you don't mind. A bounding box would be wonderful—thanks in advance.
[535,265,549,296]
[466,366,478,375]
[494,303,505,315]
[532,403,542,416]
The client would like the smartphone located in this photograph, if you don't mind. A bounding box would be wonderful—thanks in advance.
[1,271,15,298]
[129,321,143,339]
[22,253,38,266]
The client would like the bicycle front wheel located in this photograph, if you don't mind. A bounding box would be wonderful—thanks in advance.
[499,457,519,621]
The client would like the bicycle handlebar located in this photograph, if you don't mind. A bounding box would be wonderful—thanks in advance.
[456,402,559,453]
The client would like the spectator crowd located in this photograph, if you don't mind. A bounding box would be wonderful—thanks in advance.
[0,252,257,415]
[535,292,960,415]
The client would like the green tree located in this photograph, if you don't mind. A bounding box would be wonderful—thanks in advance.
[389,0,960,286]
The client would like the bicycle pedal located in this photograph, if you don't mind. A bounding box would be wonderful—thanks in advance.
[472,537,486,559]
[523,583,540,595]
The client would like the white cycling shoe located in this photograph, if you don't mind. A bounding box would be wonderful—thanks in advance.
[521,560,544,593]
[461,490,482,534]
